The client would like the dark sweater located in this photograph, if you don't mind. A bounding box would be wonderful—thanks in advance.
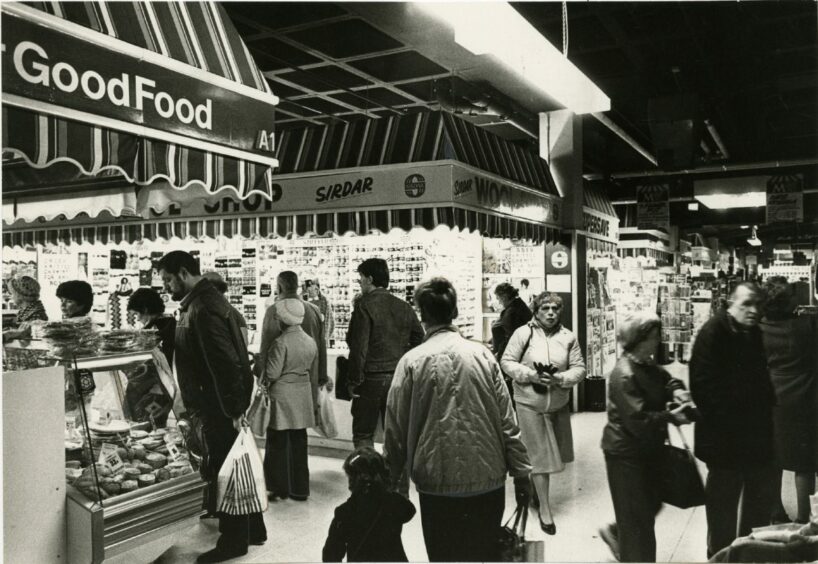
[322,490,416,562]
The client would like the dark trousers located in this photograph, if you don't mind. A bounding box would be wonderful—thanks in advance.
[419,487,505,562]
[264,429,309,499]
[605,452,663,563]
[704,463,777,558]
[351,375,391,448]
[202,416,266,550]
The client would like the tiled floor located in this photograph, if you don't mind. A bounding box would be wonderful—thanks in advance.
[157,363,799,563]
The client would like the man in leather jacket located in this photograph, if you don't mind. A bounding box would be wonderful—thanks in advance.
[158,251,265,563]
[346,258,424,448]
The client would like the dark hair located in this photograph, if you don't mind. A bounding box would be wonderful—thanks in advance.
[56,280,94,315]
[763,276,794,319]
[127,288,166,315]
[156,251,200,276]
[494,282,518,301]
[358,258,389,288]
[521,279,530,287]
[278,271,299,293]
[415,277,458,325]
[343,447,389,496]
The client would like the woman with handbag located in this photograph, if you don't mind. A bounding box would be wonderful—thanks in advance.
[599,312,694,562]
[501,292,586,535]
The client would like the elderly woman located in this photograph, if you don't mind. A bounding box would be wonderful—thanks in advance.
[501,292,585,535]
[760,277,817,524]
[3,276,48,341]
[56,280,94,318]
[263,298,319,502]
[599,312,693,562]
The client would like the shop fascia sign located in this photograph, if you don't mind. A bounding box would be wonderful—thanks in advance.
[450,163,561,226]
[1,4,278,165]
[580,207,619,243]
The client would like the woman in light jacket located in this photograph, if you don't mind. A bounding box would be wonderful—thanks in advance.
[501,292,586,535]
[263,298,318,501]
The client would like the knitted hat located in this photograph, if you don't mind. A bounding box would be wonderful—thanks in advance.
[275,298,305,326]
[10,276,41,300]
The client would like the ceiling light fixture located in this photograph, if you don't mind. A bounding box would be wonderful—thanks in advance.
[747,225,762,247]
[414,3,610,115]
[695,191,766,210]
[688,202,699,211]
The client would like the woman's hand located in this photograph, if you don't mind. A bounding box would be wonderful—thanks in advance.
[668,404,692,426]
[538,372,563,387]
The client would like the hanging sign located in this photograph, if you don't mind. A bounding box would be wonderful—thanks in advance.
[1,7,277,160]
[636,185,670,231]
[766,175,803,224]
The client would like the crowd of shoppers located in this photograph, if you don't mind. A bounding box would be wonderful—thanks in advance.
[26,249,815,563]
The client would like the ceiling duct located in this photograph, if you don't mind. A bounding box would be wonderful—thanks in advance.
[433,79,537,139]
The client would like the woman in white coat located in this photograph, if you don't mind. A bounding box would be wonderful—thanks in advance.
[501,292,586,535]
[263,298,318,501]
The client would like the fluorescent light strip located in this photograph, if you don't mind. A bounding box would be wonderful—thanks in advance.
[695,192,766,210]
[415,3,610,115]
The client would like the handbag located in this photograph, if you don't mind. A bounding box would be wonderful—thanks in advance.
[246,388,271,440]
[660,426,706,509]
[335,356,352,401]
[498,504,545,562]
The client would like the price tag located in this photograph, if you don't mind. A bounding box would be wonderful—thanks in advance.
[165,434,182,461]
[65,416,77,438]
[98,442,124,473]
[98,411,111,426]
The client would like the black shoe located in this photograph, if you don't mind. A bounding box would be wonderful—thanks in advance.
[200,512,218,520]
[599,524,620,561]
[539,516,556,535]
[196,545,248,563]
[290,494,309,502]
[249,534,267,546]
[267,491,288,501]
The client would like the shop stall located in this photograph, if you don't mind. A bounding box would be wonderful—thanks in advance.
[2,1,279,562]
[5,110,562,454]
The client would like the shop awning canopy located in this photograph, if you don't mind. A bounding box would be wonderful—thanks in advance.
[1,2,279,200]
[3,207,560,248]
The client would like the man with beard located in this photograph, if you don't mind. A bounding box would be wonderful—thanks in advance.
[157,251,265,563]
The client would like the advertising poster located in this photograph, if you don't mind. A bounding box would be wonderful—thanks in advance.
[636,185,670,231]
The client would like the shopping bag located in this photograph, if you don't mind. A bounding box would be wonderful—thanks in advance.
[498,504,545,562]
[660,426,705,509]
[246,388,271,440]
[335,356,351,401]
[216,427,268,515]
[314,387,338,438]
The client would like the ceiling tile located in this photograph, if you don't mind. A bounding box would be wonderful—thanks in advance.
[224,2,347,31]
[275,66,373,91]
[247,38,320,71]
[287,19,403,59]
[348,51,448,83]
[332,87,413,109]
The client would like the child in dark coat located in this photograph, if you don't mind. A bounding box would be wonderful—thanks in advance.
[322,447,416,562]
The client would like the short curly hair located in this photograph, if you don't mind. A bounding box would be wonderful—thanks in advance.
[531,292,563,312]
[493,282,519,301]
[617,311,661,352]
[127,288,166,316]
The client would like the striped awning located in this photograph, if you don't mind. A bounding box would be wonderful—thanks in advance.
[2,207,559,247]
[2,2,277,200]
[583,182,617,218]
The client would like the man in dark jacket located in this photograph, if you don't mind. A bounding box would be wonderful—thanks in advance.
[491,282,533,404]
[346,258,424,448]
[690,282,776,558]
[158,251,265,563]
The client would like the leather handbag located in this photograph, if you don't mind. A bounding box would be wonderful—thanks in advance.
[247,389,271,440]
[335,356,352,401]
[660,426,706,509]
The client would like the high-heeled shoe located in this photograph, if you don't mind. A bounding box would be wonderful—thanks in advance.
[539,516,556,535]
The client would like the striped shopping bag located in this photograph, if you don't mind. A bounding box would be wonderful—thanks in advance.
[216,428,268,515]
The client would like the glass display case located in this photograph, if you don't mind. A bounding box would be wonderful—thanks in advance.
[3,337,206,563]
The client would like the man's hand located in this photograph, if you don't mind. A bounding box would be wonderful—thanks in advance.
[513,476,531,507]
[232,416,246,432]
[348,383,361,399]
[672,389,692,404]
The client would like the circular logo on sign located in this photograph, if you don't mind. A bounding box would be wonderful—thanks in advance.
[404,174,426,198]
[551,251,569,269]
